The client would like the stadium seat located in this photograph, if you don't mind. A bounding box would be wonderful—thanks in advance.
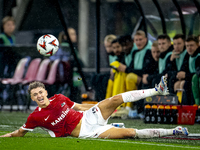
[42,59,60,85]
[21,58,50,84]
[1,58,29,85]
[14,58,42,85]
[2,58,41,111]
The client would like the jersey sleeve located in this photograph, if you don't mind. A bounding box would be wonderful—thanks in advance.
[21,114,38,131]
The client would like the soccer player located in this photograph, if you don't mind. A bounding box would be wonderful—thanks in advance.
[0,76,189,138]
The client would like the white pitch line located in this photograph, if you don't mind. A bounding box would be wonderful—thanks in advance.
[82,138,200,149]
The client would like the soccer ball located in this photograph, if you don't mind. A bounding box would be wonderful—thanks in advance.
[37,34,59,56]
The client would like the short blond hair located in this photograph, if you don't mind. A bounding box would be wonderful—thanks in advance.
[152,41,158,48]
[135,30,146,37]
[104,34,117,43]
[2,16,15,26]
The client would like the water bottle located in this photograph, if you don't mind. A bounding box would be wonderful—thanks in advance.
[170,105,178,124]
[164,105,171,124]
[144,104,151,123]
[111,123,125,128]
[151,105,157,124]
[157,105,164,124]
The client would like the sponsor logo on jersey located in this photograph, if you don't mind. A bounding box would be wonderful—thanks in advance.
[61,102,66,107]
[51,108,70,126]
[92,107,98,114]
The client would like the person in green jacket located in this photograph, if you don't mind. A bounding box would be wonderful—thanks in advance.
[0,16,15,46]
[104,34,117,64]
[175,36,200,105]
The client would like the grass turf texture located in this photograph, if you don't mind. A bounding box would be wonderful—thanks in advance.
[0,111,200,150]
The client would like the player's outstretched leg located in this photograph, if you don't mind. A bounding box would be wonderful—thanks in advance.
[98,76,169,121]
[135,126,189,138]
[122,76,169,104]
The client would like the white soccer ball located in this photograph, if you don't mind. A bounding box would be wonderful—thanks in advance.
[37,34,59,56]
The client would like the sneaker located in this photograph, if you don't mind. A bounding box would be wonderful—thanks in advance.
[173,126,189,136]
[155,76,169,95]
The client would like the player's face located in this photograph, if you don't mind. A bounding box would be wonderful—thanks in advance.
[134,35,147,50]
[30,87,49,108]
[173,38,185,54]
[112,42,122,56]
[122,40,133,55]
[151,46,160,61]
[158,39,171,53]
[104,41,112,53]
[186,41,199,56]
[3,20,15,36]
[68,28,77,43]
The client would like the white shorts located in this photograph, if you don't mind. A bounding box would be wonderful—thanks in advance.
[78,104,114,138]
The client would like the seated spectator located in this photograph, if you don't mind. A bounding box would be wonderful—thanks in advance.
[111,31,152,117]
[116,30,152,90]
[51,29,83,102]
[0,16,15,46]
[175,35,200,105]
[104,34,117,64]
[105,37,125,99]
[152,34,173,87]
[142,41,160,89]
[167,34,189,103]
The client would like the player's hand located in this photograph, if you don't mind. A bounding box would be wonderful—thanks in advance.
[142,74,149,84]
[0,133,12,137]
[170,50,180,61]
[117,63,126,72]
[176,71,186,80]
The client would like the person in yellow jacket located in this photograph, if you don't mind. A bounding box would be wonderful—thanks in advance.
[0,16,15,46]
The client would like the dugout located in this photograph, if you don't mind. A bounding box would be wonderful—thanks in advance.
[0,0,200,108]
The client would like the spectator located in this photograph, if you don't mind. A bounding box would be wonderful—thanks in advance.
[104,34,117,64]
[51,29,83,102]
[116,30,153,90]
[111,30,153,117]
[142,41,160,89]
[0,16,15,46]
[175,35,200,105]
[152,34,173,87]
[167,34,189,103]
[105,38,125,99]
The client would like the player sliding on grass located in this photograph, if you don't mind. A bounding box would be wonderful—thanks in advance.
[0,76,189,138]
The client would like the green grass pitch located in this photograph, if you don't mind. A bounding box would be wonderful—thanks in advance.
[0,111,200,150]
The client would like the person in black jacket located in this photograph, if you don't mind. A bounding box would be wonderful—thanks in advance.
[175,36,200,105]
[166,34,189,103]
[142,41,160,89]
[152,34,173,87]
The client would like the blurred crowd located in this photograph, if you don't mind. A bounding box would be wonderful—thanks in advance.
[104,31,200,118]
[1,15,200,116]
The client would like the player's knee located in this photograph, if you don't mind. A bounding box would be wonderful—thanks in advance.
[110,95,122,104]
[122,128,136,138]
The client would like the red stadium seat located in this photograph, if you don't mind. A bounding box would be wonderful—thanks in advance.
[22,58,50,84]
[35,59,51,82]
[42,59,60,85]
[11,58,42,85]
[1,58,29,85]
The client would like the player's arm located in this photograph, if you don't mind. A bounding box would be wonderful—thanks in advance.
[73,103,95,111]
[0,128,28,137]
